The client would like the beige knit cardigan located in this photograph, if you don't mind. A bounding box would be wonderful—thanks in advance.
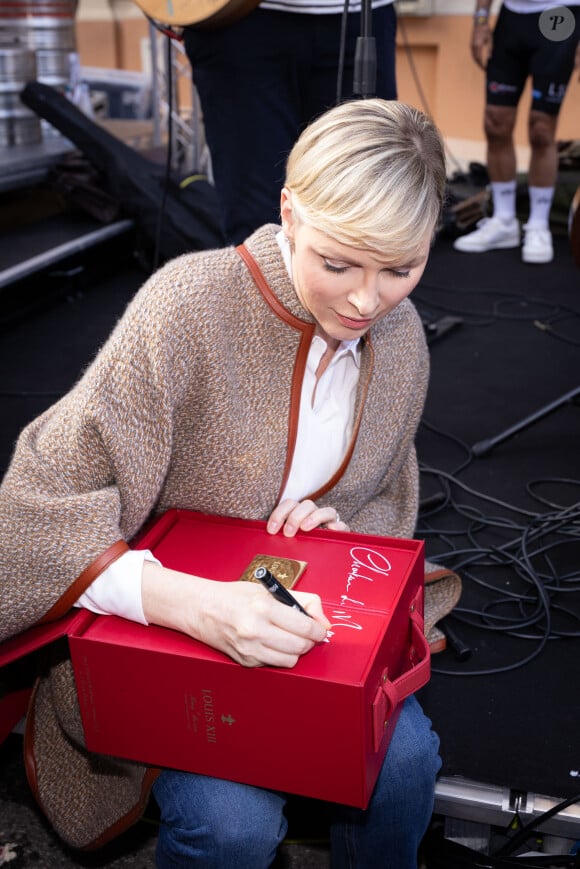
[0,224,429,642]
[0,224,431,847]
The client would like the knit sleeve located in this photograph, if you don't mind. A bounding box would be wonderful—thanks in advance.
[0,260,193,642]
[348,437,422,539]
[344,301,430,540]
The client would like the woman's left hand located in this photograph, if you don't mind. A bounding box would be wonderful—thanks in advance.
[267,498,350,537]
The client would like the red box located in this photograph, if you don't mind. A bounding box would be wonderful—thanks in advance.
[68,510,430,808]
[0,510,429,808]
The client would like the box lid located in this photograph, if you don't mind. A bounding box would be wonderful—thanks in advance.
[134,509,424,617]
[0,609,94,669]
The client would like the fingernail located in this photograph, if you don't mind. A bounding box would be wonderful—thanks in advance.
[267,520,278,533]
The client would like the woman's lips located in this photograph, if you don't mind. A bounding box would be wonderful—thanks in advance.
[336,313,374,330]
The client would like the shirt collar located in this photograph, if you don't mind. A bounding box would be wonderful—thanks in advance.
[277,229,293,277]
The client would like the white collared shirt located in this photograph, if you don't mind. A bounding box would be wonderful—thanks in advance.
[281,333,360,500]
[278,230,361,498]
[75,232,361,622]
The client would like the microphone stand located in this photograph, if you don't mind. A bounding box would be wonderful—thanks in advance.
[471,385,580,457]
[353,0,376,98]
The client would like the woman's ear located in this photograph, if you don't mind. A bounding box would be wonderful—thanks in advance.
[280,187,295,240]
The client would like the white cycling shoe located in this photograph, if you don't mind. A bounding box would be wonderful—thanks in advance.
[522,223,554,264]
[453,216,521,253]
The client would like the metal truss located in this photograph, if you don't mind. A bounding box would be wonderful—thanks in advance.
[148,22,211,177]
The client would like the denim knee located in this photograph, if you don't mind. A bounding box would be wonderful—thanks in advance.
[329,697,441,868]
[379,695,441,801]
[153,770,288,868]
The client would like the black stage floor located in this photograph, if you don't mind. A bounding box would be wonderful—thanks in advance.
[0,210,579,866]
[415,229,580,797]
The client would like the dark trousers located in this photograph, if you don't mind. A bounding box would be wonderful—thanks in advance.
[183,5,397,244]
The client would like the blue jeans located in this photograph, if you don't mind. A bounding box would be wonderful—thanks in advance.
[152,695,441,868]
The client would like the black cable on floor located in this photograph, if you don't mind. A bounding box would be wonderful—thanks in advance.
[417,418,580,677]
[414,283,580,347]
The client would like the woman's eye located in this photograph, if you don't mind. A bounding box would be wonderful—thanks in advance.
[323,260,349,274]
[390,269,411,279]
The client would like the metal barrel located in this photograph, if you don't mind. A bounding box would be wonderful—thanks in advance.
[0,42,41,146]
[0,0,78,140]
[0,1,77,50]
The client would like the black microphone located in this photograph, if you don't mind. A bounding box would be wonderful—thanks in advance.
[353,0,376,97]
[353,36,376,97]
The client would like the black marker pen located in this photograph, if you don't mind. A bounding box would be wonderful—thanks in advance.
[253,567,311,617]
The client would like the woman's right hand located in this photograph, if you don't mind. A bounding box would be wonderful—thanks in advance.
[142,562,330,668]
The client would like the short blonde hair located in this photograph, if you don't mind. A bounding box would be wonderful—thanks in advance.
[284,99,446,262]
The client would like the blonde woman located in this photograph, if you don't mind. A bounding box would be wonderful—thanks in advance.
[0,99,447,868]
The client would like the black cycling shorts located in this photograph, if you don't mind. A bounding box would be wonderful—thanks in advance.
[486,4,580,115]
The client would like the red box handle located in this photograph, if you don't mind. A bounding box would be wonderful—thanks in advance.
[372,606,431,751]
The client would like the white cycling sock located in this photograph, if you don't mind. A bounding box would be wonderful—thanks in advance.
[527,186,554,229]
[491,180,517,223]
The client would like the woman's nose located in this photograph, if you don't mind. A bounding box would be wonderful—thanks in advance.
[348,277,379,315]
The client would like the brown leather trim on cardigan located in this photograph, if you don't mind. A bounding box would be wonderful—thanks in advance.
[425,568,457,584]
[236,243,313,331]
[23,678,42,807]
[236,243,315,503]
[23,678,161,851]
[308,335,374,502]
[82,766,161,851]
[236,242,377,507]
[37,539,130,626]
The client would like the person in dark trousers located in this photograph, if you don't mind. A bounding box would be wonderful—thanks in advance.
[183,0,398,244]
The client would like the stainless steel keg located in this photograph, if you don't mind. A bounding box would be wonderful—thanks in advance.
[0,42,42,146]
[0,1,78,141]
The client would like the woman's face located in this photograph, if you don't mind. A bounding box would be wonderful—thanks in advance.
[280,188,432,350]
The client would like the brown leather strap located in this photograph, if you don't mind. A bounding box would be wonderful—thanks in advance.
[236,244,315,501]
[236,243,312,329]
[37,539,130,626]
